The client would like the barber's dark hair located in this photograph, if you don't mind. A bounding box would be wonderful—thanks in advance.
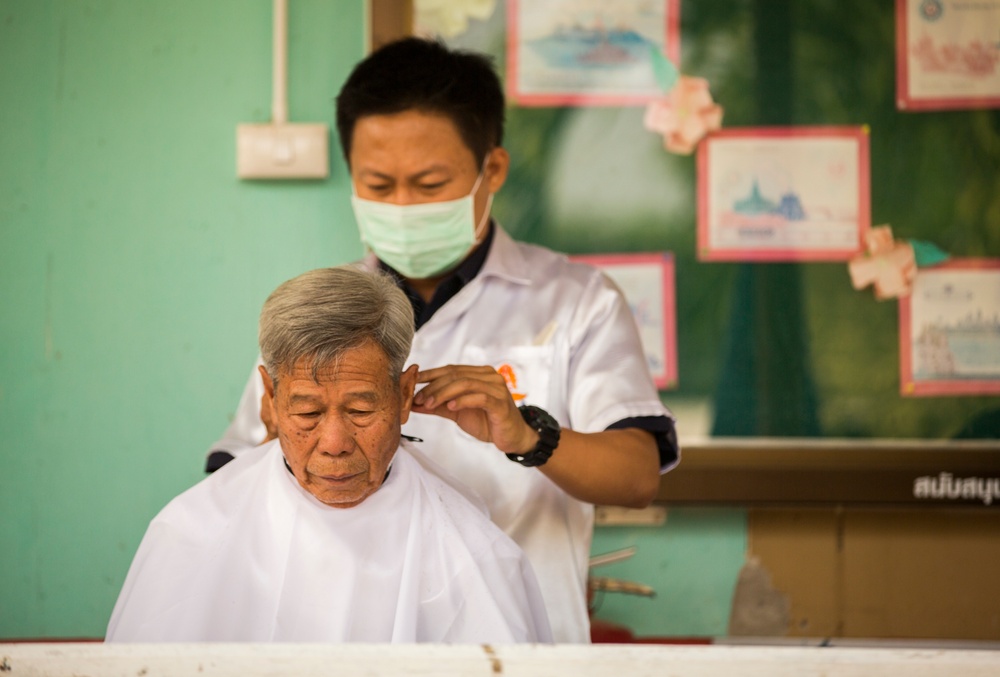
[336,37,505,166]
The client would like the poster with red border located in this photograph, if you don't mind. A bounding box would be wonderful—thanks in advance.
[896,0,1000,111]
[571,252,678,390]
[899,259,1000,396]
[696,126,870,262]
[507,0,681,107]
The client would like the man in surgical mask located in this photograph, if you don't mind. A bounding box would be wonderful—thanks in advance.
[351,153,493,282]
[206,38,679,644]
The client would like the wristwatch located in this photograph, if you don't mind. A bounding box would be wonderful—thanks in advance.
[506,405,561,467]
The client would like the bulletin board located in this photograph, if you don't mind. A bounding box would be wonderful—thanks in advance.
[420,1,1000,464]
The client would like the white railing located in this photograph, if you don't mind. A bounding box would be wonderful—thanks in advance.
[3,643,999,677]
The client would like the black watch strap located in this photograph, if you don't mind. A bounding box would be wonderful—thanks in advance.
[506,405,561,467]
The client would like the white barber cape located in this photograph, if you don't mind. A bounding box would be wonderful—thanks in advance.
[207,225,676,643]
[107,439,551,643]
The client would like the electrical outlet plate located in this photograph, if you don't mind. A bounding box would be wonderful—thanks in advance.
[236,123,329,180]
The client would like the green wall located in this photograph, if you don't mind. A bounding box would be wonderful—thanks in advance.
[1,0,745,639]
[591,509,747,638]
[0,0,365,637]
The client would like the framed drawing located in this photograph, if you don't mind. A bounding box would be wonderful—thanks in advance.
[572,252,678,389]
[899,259,1000,396]
[697,126,870,262]
[507,0,681,106]
[896,0,1000,111]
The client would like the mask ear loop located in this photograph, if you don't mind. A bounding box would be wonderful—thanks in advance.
[472,151,494,242]
[474,193,494,241]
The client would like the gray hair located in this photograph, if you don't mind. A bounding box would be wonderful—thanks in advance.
[259,266,414,385]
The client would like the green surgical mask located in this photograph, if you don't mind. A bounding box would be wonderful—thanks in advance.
[351,170,492,280]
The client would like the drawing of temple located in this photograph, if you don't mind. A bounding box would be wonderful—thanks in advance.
[733,180,806,220]
[914,312,1000,378]
[914,325,956,376]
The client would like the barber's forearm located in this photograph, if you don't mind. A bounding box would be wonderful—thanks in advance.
[536,428,661,508]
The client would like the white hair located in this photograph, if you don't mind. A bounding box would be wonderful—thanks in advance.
[259,266,414,385]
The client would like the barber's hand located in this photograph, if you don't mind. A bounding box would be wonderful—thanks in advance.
[413,365,539,456]
[260,392,278,444]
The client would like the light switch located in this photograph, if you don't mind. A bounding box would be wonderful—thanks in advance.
[236,123,329,180]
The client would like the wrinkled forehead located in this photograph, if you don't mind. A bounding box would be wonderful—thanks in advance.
[276,345,395,390]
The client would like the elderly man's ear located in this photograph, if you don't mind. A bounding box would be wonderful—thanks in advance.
[257,365,279,443]
[399,364,419,424]
[259,365,275,401]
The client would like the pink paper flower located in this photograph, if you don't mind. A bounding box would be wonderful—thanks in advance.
[848,225,917,300]
[643,76,724,155]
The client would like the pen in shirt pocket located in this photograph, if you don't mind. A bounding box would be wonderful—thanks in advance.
[532,320,558,346]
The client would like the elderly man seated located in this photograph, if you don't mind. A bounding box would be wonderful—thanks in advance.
[106,267,551,643]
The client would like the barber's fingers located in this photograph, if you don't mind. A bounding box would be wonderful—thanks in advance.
[437,390,504,414]
[414,365,510,409]
[415,364,501,386]
[410,394,494,443]
[412,368,537,454]
[412,390,534,453]
[416,363,498,377]
[441,391,538,455]
[414,378,512,413]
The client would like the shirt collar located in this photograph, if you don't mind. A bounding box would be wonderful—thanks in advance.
[377,223,497,330]
[479,221,532,286]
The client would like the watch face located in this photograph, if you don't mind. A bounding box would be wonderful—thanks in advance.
[509,406,560,467]
[522,405,558,432]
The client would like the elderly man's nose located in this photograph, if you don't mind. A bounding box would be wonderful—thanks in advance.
[317,420,355,455]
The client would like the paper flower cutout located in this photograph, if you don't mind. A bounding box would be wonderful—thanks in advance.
[414,0,496,39]
[643,76,724,155]
[848,225,917,300]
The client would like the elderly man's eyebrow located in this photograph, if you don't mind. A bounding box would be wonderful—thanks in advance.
[287,393,323,405]
[345,390,381,404]
[286,389,382,406]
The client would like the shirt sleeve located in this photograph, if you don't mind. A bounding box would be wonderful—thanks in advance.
[606,415,680,473]
[566,267,675,436]
[204,356,267,472]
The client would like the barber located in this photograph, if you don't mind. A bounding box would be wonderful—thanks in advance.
[207,38,678,643]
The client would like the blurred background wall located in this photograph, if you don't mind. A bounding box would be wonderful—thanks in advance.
[0,0,365,637]
[2,0,997,641]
